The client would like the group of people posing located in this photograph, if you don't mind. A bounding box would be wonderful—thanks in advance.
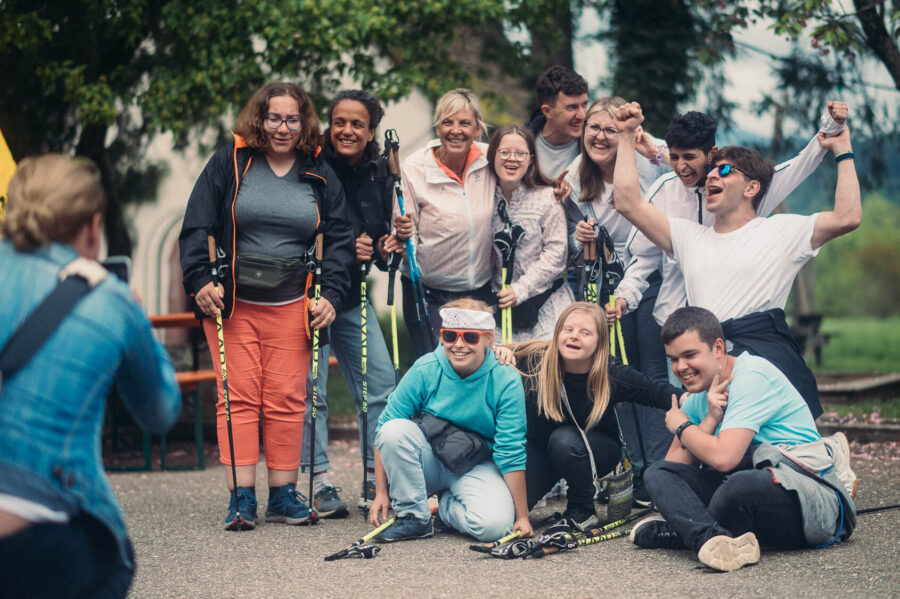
[176,65,861,572]
[0,61,863,599]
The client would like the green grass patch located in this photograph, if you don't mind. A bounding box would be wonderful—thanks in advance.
[822,397,900,420]
[812,317,900,373]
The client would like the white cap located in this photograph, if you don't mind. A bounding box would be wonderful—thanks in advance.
[439,307,494,331]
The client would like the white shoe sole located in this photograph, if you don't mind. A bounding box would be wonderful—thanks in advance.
[698,532,760,572]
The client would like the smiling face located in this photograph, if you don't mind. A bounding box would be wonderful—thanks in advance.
[668,147,714,188]
[543,92,589,141]
[583,111,619,169]
[493,132,531,189]
[264,95,303,159]
[704,160,757,215]
[442,329,492,378]
[330,99,374,164]
[664,329,724,393]
[556,310,601,374]
[435,107,478,160]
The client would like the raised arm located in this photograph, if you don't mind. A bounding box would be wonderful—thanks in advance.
[757,101,848,217]
[810,126,861,250]
[612,103,674,255]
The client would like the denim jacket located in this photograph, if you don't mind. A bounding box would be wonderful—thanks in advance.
[0,241,181,568]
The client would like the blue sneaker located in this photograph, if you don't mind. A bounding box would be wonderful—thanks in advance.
[372,513,434,543]
[224,487,258,531]
[265,483,311,525]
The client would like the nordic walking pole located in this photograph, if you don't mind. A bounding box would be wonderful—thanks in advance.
[386,130,431,333]
[307,233,324,523]
[207,234,242,530]
[360,260,369,518]
[469,530,521,553]
[385,252,401,384]
[324,517,397,561]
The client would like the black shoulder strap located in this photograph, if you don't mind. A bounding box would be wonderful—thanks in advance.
[0,275,93,378]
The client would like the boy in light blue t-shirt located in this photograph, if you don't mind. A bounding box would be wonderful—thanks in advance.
[630,307,856,572]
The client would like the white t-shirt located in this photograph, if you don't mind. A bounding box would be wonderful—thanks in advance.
[668,214,821,322]
[535,133,580,181]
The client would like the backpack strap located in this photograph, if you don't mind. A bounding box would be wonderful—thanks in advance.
[0,258,106,380]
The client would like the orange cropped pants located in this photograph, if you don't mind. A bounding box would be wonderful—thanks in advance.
[203,298,311,470]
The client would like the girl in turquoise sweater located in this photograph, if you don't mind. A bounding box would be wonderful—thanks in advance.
[370,298,533,542]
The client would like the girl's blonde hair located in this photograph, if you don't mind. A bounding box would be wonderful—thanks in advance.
[515,302,611,430]
[432,88,488,139]
[2,154,106,250]
[578,96,627,203]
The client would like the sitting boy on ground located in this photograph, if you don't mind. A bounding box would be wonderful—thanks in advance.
[630,307,857,572]
[369,299,533,542]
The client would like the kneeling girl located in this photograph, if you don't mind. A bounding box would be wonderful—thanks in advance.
[370,298,532,542]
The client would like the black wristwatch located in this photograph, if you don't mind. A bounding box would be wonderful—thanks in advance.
[675,420,694,448]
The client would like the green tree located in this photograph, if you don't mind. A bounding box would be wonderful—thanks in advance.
[0,0,513,254]
[816,194,900,317]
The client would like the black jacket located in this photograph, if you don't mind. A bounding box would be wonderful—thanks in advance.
[524,107,546,137]
[321,141,396,311]
[523,353,681,450]
[179,133,354,319]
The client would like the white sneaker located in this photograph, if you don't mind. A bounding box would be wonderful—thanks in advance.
[823,432,858,498]
[698,532,760,572]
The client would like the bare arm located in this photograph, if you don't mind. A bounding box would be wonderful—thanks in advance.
[612,103,674,255]
[810,126,861,250]
[502,470,533,538]
[369,447,392,527]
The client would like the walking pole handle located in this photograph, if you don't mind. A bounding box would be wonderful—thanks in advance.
[315,233,323,262]
[207,235,217,271]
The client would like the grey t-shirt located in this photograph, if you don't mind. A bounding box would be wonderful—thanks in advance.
[234,156,318,302]
[535,132,579,181]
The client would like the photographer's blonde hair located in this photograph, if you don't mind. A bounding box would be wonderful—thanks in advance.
[2,154,106,251]
[514,302,611,429]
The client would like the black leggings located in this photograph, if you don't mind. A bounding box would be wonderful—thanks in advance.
[526,426,621,512]
[0,511,134,599]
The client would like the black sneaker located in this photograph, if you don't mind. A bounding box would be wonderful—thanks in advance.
[629,514,686,549]
[372,513,434,543]
[561,505,599,532]
[633,482,654,508]
[314,485,349,519]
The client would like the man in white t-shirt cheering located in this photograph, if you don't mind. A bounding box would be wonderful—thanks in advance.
[610,100,861,419]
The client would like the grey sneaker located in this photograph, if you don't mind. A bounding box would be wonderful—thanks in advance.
[823,432,858,498]
[358,479,375,509]
[698,532,760,572]
[314,485,349,519]
[630,514,686,549]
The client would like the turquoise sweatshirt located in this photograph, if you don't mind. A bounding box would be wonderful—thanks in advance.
[377,347,527,474]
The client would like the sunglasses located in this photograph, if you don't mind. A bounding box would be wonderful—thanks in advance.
[710,163,745,178]
[440,329,492,345]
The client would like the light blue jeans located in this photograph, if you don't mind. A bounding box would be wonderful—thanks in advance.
[300,301,395,472]
[375,418,514,542]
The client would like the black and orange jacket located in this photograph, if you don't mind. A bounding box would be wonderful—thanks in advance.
[179,133,354,319]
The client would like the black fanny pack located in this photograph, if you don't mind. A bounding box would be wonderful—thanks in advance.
[235,253,305,291]
[411,411,491,474]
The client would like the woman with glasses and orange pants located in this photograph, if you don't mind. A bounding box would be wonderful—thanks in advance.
[180,81,353,530]
[368,298,533,543]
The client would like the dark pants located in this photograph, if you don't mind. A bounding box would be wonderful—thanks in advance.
[617,271,673,479]
[525,426,621,512]
[0,511,135,599]
[401,277,496,359]
[644,459,808,552]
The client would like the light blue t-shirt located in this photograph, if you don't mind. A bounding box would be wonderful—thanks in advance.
[681,353,820,446]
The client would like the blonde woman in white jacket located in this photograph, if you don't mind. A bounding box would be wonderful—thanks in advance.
[392,89,498,357]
